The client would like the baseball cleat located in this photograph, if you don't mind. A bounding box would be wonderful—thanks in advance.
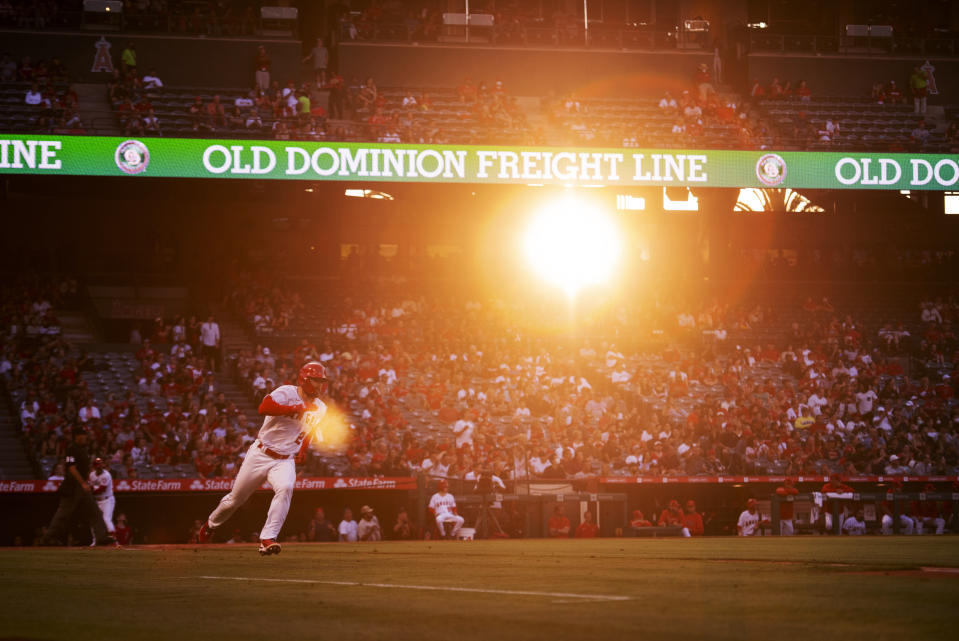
[196,521,215,544]
[258,539,281,556]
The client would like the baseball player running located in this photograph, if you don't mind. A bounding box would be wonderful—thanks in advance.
[196,361,328,555]
[428,480,464,539]
[88,457,116,545]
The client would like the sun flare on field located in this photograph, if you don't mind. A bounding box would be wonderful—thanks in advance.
[522,196,622,298]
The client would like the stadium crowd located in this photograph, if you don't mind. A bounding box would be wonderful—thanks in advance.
[4,270,958,492]
[222,274,959,485]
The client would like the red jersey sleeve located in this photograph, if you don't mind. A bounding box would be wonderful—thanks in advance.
[258,394,306,416]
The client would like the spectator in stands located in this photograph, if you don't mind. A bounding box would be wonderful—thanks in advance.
[122,108,144,136]
[302,37,328,87]
[795,80,811,102]
[254,45,270,91]
[121,42,137,76]
[327,71,345,119]
[885,80,904,104]
[296,89,311,125]
[0,53,16,82]
[24,83,42,106]
[203,95,224,129]
[945,120,959,152]
[188,96,206,131]
[227,105,245,129]
[654,91,677,117]
[245,108,263,130]
[357,77,378,112]
[143,109,160,136]
[142,68,163,92]
[17,55,32,81]
[909,65,928,115]
[48,461,65,481]
[910,120,931,149]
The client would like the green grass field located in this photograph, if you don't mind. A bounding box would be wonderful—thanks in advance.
[1,538,958,641]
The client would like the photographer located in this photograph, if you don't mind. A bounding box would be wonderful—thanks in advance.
[392,507,414,540]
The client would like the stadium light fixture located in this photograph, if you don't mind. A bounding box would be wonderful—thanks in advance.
[945,192,959,214]
[522,195,622,299]
[344,188,394,200]
[662,186,698,211]
[616,194,646,211]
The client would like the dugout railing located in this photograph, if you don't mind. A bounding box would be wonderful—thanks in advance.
[769,492,959,535]
[423,492,629,539]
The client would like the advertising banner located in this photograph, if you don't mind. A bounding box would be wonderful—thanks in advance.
[0,476,418,494]
[2,134,957,189]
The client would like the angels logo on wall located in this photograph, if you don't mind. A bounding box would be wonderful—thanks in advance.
[91,36,114,73]
[921,59,938,95]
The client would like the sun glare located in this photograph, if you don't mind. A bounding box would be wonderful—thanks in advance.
[522,196,622,298]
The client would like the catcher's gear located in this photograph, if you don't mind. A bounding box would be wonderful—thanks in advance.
[297,361,329,398]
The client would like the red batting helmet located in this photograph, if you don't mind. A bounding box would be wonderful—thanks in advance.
[297,361,329,397]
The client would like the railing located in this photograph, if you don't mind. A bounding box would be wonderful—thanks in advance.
[0,11,296,39]
[337,21,704,51]
[749,32,959,56]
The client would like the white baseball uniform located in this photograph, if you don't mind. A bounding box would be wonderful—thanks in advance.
[737,509,760,536]
[88,468,115,535]
[429,490,464,537]
[880,514,915,535]
[842,515,867,535]
[206,385,326,540]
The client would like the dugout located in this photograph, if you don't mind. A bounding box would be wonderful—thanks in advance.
[769,491,959,536]
[449,492,628,539]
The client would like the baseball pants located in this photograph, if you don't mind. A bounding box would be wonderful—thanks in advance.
[880,514,914,534]
[45,491,110,545]
[916,517,945,535]
[435,513,465,537]
[780,519,795,536]
[90,496,116,542]
[207,443,296,540]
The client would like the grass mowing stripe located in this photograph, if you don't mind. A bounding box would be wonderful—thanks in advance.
[192,575,631,602]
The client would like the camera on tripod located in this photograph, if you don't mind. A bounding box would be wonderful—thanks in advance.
[474,469,495,495]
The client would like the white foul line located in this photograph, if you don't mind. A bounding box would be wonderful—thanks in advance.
[193,575,629,602]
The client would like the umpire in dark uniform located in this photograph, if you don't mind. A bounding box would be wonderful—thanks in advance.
[42,427,114,546]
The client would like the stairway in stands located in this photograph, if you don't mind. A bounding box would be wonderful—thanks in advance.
[212,306,258,428]
[0,394,33,479]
